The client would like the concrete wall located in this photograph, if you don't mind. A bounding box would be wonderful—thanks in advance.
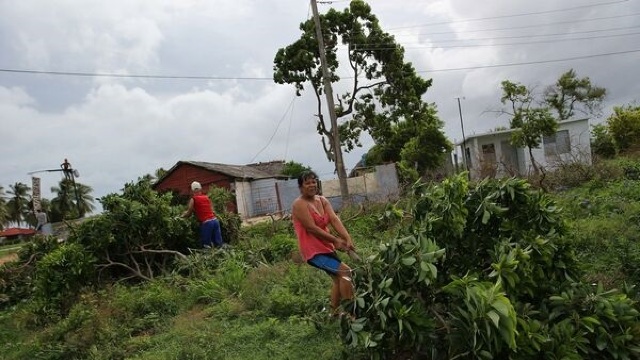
[275,163,400,214]
[462,119,591,179]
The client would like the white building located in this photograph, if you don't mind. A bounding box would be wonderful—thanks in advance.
[456,118,592,179]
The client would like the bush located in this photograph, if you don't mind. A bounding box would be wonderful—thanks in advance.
[70,180,195,282]
[342,174,640,359]
[607,105,640,153]
[34,243,96,314]
[207,186,242,244]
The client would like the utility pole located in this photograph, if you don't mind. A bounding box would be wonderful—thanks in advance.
[28,158,83,219]
[310,0,350,203]
[456,97,471,180]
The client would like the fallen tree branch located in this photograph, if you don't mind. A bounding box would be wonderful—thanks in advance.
[134,246,188,261]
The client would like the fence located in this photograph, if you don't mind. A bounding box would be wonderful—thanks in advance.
[274,163,400,216]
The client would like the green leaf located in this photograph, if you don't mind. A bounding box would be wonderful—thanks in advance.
[401,257,416,266]
[487,310,500,329]
[482,210,490,224]
[491,298,512,318]
[479,350,494,359]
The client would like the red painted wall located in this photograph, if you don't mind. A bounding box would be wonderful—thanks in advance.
[154,163,237,212]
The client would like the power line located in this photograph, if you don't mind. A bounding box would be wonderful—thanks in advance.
[387,0,630,30]
[418,48,640,73]
[376,24,640,44]
[0,68,273,81]
[249,95,297,163]
[352,31,640,50]
[1,49,638,81]
[391,13,640,37]
[284,96,296,162]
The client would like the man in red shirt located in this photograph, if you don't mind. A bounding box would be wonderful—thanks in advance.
[181,181,223,248]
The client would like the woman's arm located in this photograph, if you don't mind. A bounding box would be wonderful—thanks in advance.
[322,197,355,250]
[292,198,347,249]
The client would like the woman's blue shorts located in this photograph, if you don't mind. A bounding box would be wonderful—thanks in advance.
[307,253,341,276]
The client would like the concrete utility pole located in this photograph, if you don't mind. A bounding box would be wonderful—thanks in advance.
[310,0,350,203]
[456,97,471,180]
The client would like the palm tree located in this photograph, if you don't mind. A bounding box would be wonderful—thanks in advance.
[7,182,31,227]
[0,185,9,230]
[74,182,95,217]
[50,179,95,221]
[50,179,75,221]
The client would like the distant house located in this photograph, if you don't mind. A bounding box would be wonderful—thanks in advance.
[0,227,36,244]
[153,160,288,218]
[456,118,592,179]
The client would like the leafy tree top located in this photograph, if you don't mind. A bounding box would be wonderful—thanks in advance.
[273,0,449,175]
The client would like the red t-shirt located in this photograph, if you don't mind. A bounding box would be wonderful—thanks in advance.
[293,197,335,261]
[193,194,216,223]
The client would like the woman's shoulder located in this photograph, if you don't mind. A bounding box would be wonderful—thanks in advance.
[291,196,306,208]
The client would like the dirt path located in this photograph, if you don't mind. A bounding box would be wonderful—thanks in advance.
[0,253,18,265]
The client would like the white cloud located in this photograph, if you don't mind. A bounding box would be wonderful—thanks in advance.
[1,0,639,215]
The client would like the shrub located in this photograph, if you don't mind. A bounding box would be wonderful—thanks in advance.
[70,180,195,282]
[208,186,242,244]
[607,105,640,153]
[34,243,96,313]
[342,174,640,359]
[592,123,617,158]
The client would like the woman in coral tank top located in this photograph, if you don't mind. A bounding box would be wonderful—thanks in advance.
[291,171,356,316]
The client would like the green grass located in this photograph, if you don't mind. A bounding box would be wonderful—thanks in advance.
[129,312,345,360]
[3,159,640,359]
[0,243,23,255]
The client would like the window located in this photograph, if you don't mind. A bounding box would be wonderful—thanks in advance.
[482,144,496,163]
[543,130,571,156]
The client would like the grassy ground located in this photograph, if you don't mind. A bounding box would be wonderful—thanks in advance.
[0,243,22,265]
[2,159,640,359]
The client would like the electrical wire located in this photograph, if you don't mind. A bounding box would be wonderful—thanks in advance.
[1,49,638,80]
[0,68,273,81]
[387,0,630,30]
[358,24,640,45]
[249,95,297,163]
[417,48,640,73]
[283,96,296,162]
[350,31,640,50]
[391,13,640,37]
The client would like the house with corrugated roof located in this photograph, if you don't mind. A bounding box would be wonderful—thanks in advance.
[153,160,288,218]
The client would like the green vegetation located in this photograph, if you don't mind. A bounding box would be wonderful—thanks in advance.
[273,0,451,181]
[0,243,23,255]
[500,69,606,176]
[2,157,640,359]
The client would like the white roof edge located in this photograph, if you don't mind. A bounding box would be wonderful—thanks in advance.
[455,118,589,146]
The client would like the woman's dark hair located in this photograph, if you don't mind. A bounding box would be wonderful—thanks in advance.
[297,170,318,187]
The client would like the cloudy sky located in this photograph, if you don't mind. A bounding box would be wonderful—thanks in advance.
[1,0,639,212]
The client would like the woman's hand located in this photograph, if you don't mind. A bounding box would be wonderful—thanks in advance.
[334,237,349,251]
[345,239,355,251]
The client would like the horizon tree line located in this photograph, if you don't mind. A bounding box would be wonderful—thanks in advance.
[0,179,95,231]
